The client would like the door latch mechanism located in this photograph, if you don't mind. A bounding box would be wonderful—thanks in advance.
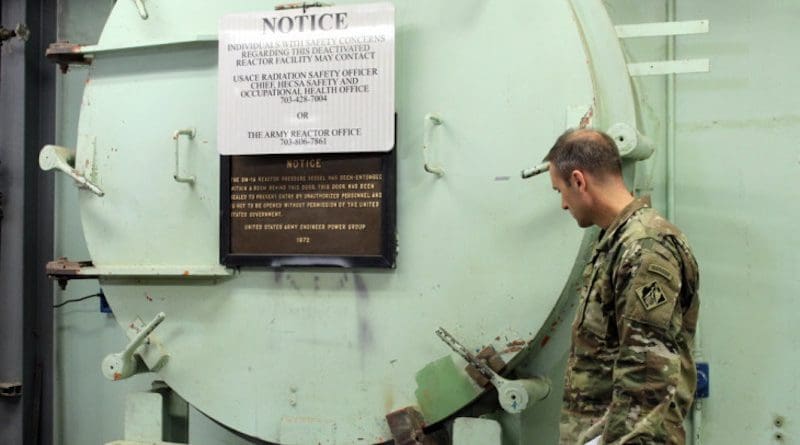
[436,327,550,414]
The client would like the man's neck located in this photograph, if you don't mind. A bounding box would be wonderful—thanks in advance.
[593,185,635,230]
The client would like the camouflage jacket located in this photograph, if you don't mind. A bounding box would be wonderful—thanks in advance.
[560,198,700,445]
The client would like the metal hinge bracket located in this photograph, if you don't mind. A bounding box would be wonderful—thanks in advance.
[46,258,98,290]
[0,382,22,398]
[45,41,92,73]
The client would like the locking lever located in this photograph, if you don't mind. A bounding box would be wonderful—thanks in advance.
[436,327,550,414]
[39,145,104,196]
[102,312,166,381]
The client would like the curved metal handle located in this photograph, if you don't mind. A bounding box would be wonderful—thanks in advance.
[521,162,550,179]
[172,128,196,184]
[39,145,104,196]
[102,312,166,381]
[423,113,444,177]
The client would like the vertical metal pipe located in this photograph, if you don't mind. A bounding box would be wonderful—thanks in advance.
[666,0,676,222]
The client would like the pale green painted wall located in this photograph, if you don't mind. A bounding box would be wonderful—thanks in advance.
[674,1,800,443]
[52,1,799,444]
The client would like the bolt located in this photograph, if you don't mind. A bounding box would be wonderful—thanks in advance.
[775,432,784,442]
[775,416,785,428]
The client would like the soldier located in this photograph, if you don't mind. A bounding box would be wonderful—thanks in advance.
[545,129,699,444]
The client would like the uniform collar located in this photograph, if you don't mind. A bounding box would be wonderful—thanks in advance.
[591,196,650,258]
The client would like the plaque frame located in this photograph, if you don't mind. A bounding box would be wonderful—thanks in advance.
[219,123,397,269]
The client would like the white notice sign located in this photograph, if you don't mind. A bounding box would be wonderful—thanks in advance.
[217,3,395,155]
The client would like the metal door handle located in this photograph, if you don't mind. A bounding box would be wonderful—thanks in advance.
[172,128,196,184]
[423,113,444,177]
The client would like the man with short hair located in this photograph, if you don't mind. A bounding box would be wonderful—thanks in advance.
[546,129,699,444]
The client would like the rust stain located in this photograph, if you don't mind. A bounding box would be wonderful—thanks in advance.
[540,335,551,348]
[506,339,526,347]
[579,107,594,128]
[500,346,524,354]
[113,372,122,381]
[182,270,190,276]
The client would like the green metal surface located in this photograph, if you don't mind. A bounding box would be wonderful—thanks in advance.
[50,1,800,445]
[66,0,603,442]
[414,355,480,422]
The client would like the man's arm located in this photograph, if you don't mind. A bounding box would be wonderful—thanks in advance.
[604,237,686,444]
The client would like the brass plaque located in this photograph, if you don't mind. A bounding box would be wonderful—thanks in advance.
[220,151,396,267]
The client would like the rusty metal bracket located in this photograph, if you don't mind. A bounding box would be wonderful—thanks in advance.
[464,345,506,388]
[0,382,22,398]
[386,407,436,445]
[45,41,92,74]
[0,23,29,46]
[46,257,98,290]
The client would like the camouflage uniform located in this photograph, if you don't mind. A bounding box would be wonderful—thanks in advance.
[559,198,699,445]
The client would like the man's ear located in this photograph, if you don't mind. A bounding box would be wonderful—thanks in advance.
[571,170,586,191]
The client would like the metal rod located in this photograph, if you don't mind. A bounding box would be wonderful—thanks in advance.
[133,0,149,20]
[521,162,550,179]
[122,312,166,359]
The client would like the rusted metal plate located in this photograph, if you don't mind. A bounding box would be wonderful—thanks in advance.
[45,41,91,73]
[386,407,437,445]
[220,149,396,267]
[45,257,97,289]
[465,345,506,388]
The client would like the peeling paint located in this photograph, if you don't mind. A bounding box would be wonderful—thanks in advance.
[579,106,594,128]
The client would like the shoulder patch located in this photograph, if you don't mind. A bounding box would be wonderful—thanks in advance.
[636,281,668,311]
[647,263,673,281]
